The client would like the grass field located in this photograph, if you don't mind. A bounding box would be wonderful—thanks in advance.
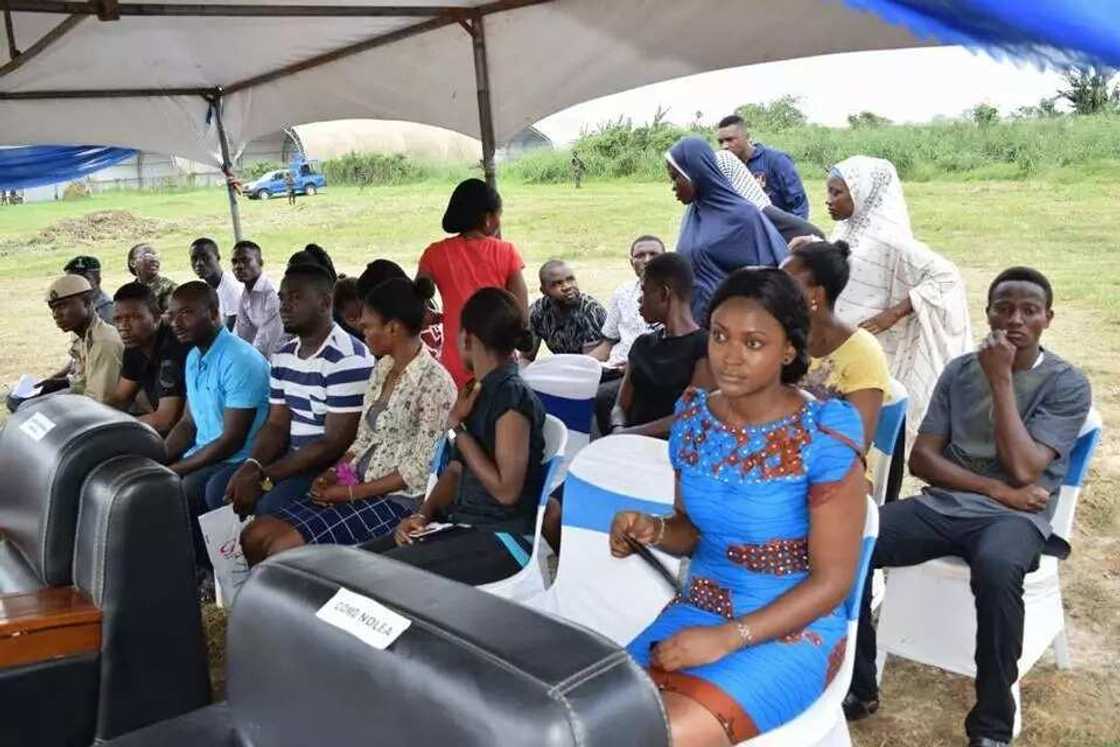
[1,179,1118,745]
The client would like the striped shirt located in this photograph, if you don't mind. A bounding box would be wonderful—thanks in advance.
[269,323,374,450]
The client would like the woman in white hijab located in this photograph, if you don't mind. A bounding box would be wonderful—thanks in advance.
[826,155,972,443]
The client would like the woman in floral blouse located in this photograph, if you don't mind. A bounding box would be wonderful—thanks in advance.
[242,277,456,564]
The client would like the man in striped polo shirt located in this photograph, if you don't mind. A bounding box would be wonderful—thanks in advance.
[225,263,374,518]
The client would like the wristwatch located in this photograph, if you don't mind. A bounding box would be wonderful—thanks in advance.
[247,458,274,493]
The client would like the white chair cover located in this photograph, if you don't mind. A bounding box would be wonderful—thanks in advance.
[477,414,567,601]
[525,434,679,646]
[522,354,602,489]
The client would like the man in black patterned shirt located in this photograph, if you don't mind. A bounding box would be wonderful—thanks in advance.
[526,260,606,361]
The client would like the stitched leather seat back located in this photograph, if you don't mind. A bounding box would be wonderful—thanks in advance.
[0,395,165,587]
[228,546,670,747]
[73,455,210,741]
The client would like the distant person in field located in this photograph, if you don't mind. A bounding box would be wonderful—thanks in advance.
[127,243,177,314]
[714,149,824,245]
[827,155,972,444]
[64,255,115,324]
[105,282,189,435]
[526,260,606,361]
[285,169,296,205]
[232,239,286,358]
[222,263,374,518]
[717,113,810,219]
[358,258,444,358]
[608,252,713,438]
[848,267,1091,747]
[588,235,663,433]
[418,178,530,386]
[189,237,242,330]
[12,275,124,410]
[164,282,271,518]
[667,136,788,323]
[571,151,586,189]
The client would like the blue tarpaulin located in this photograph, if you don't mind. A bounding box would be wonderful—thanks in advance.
[846,0,1120,69]
[0,146,137,191]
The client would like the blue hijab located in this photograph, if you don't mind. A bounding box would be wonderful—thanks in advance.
[669,136,788,321]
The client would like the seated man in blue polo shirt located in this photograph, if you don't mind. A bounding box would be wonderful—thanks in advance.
[223,263,374,518]
[164,281,271,514]
[717,113,809,219]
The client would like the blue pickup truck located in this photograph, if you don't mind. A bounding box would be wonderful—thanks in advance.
[245,161,326,200]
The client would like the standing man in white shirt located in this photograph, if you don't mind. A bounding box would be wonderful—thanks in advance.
[189,237,243,330]
[231,239,286,358]
[588,234,664,434]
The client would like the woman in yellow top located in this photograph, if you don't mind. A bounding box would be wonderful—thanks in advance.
[783,238,891,452]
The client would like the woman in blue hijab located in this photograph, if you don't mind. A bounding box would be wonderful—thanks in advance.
[667,136,788,322]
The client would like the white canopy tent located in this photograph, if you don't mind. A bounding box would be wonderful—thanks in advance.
[1,0,933,236]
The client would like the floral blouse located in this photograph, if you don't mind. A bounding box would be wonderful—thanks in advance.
[347,347,456,496]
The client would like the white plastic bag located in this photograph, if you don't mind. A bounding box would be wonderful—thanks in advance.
[198,504,251,608]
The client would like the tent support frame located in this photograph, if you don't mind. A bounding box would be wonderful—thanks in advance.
[462,11,497,189]
[208,90,244,242]
[0,13,85,78]
[3,2,18,59]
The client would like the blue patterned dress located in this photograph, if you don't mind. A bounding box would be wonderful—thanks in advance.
[627,388,863,741]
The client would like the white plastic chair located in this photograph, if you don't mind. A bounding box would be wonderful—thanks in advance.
[875,408,1103,737]
[741,495,880,747]
[525,434,680,646]
[477,413,567,601]
[868,379,908,610]
[521,354,602,490]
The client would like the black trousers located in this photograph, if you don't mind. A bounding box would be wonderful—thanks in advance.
[593,368,625,437]
[363,526,528,586]
[851,499,1044,743]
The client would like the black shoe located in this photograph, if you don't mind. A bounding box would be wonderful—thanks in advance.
[968,739,1010,747]
[842,692,879,721]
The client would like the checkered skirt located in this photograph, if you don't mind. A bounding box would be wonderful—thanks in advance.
[274,495,416,545]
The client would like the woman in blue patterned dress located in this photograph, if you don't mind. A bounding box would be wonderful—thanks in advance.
[610,268,868,745]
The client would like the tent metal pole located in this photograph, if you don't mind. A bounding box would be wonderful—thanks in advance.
[3,3,18,59]
[210,92,244,242]
[467,13,497,190]
[0,13,84,78]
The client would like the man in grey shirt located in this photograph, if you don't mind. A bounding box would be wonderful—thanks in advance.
[848,267,1091,747]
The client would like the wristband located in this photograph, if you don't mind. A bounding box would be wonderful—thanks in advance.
[734,619,754,648]
[245,457,264,474]
[652,514,667,546]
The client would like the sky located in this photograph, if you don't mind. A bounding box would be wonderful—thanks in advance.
[534,47,1068,144]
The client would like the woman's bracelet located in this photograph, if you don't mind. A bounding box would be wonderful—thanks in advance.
[733,618,754,649]
[652,514,667,546]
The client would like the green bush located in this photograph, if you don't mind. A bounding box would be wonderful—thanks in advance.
[243,160,281,180]
[522,112,1120,184]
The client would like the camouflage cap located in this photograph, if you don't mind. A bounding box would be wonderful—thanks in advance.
[64,255,101,274]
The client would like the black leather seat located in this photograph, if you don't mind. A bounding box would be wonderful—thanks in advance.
[0,395,166,593]
[0,399,209,746]
[106,546,670,747]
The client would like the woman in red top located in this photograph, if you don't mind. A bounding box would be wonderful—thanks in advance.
[418,179,529,386]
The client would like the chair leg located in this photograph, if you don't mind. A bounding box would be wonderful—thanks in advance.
[875,649,887,687]
[1012,681,1022,738]
[1052,626,1072,670]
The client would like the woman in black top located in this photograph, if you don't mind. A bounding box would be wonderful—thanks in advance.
[367,287,547,585]
[610,253,715,439]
